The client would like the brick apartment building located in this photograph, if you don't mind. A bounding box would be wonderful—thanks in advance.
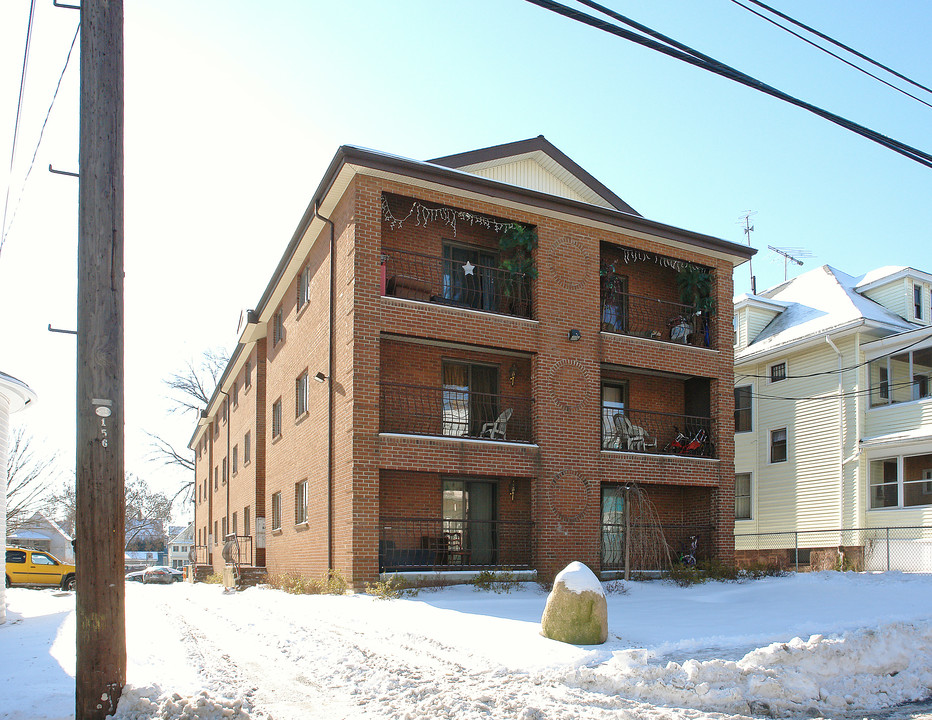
[189,136,754,586]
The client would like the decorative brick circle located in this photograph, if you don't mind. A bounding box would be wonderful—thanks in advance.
[551,237,589,290]
[548,470,591,523]
[549,359,590,412]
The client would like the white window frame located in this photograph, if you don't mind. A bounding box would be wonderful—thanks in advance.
[271,492,282,531]
[295,480,308,525]
[769,427,788,464]
[297,266,310,312]
[735,472,752,520]
[734,385,752,433]
[272,398,282,439]
[296,371,309,418]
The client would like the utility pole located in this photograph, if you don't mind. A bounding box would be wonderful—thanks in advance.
[76,1,125,718]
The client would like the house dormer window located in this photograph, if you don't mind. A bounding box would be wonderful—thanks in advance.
[915,285,923,320]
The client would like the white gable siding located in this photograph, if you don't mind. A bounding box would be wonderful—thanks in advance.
[860,279,909,322]
[468,159,598,206]
[746,307,781,345]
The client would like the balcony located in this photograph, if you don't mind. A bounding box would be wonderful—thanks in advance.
[601,292,714,348]
[601,407,716,458]
[381,248,533,319]
[379,516,533,572]
[381,382,533,443]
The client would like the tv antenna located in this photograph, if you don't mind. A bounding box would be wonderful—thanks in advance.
[738,211,757,293]
[768,246,814,280]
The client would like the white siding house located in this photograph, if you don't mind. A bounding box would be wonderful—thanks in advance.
[734,266,932,570]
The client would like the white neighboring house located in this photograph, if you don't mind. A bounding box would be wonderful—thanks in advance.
[0,371,38,625]
[734,265,932,570]
[167,523,194,569]
[8,511,74,564]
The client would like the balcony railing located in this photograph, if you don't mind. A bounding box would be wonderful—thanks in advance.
[379,516,533,572]
[382,248,533,319]
[381,382,533,443]
[602,522,715,572]
[601,291,714,348]
[601,407,716,458]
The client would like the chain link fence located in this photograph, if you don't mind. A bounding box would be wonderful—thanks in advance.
[735,526,932,573]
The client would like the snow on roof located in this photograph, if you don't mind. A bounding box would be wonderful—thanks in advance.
[169,523,195,543]
[737,265,916,358]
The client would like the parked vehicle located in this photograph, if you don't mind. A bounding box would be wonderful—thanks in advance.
[139,566,183,584]
[5,547,76,591]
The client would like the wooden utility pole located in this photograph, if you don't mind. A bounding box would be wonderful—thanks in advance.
[76,1,125,718]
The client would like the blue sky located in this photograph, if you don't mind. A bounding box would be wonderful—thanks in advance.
[1,0,930,506]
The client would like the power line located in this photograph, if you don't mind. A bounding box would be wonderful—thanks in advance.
[734,0,932,98]
[748,378,917,403]
[521,0,932,169]
[0,22,80,258]
[1,0,38,258]
[727,0,932,110]
[735,332,932,381]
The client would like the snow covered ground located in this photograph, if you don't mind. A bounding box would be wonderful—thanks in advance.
[2,572,932,720]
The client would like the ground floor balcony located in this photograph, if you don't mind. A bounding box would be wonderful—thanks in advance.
[380,381,533,443]
[378,516,533,572]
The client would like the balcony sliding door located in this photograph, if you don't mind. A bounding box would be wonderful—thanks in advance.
[442,362,499,438]
[442,243,498,312]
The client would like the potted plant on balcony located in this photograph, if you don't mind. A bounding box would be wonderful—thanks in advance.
[600,261,628,333]
[498,223,537,316]
[675,264,715,346]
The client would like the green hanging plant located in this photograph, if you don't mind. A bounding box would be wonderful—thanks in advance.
[676,264,715,315]
[498,224,538,278]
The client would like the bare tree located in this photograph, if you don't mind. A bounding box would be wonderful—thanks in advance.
[5,427,61,534]
[48,473,171,551]
[146,347,229,499]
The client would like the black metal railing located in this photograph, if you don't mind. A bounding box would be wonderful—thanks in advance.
[379,517,533,572]
[192,544,210,565]
[601,291,714,348]
[601,407,715,458]
[382,248,533,319]
[221,534,254,567]
[735,526,932,573]
[381,382,533,443]
[601,523,715,572]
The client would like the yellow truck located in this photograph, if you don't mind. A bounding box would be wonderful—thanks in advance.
[5,547,76,591]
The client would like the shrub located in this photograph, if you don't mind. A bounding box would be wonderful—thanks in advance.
[471,569,519,594]
[269,569,348,596]
[204,572,223,585]
[365,575,410,600]
[603,580,628,595]
[668,559,787,587]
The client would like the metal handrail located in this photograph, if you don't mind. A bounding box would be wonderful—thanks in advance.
[380,381,533,443]
[601,407,716,458]
[382,247,533,319]
[601,291,714,348]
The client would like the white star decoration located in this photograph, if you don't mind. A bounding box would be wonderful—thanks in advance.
[462,261,475,276]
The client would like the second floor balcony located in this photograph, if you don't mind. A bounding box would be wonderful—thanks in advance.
[601,292,714,348]
[380,382,533,443]
[381,247,533,320]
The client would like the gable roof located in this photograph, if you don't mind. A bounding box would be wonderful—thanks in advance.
[428,136,639,215]
[736,265,917,360]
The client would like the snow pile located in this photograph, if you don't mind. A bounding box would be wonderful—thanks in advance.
[553,561,603,595]
[565,619,932,716]
[113,687,256,720]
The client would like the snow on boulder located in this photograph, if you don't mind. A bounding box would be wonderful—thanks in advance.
[540,561,607,645]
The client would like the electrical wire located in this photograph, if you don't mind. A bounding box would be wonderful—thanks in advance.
[727,0,932,110]
[521,0,932,169]
[734,332,932,381]
[0,22,80,258]
[747,378,916,403]
[1,0,38,259]
[734,0,932,97]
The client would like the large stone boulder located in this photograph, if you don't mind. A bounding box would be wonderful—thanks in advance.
[540,561,608,645]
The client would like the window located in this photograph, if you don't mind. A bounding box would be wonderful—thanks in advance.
[734,386,752,433]
[441,242,500,312]
[244,431,251,464]
[735,473,751,519]
[295,480,308,524]
[213,520,218,544]
[222,398,229,424]
[870,458,899,509]
[770,428,787,463]
[222,457,228,484]
[245,359,252,389]
[871,454,932,509]
[601,382,626,449]
[214,421,219,439]
[6,550,25,564]
[232,381,239,408]
[232,511,238,536]
[214,467,218,490]
[244,506,251,536]
[297,266,310,312]
[272,399,282,438]
[232,445,238,476]
[31,552,58,566]
[296,371,309,417]
[769,362,786,383]
[915,285,923,319]
[441,361,499,437]
[221,516,228,539]
[870,348,932,406]
[601,272,629,334]
[273,309,283,346]
[271,492,282,531]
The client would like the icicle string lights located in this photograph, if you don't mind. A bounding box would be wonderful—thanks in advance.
[604,249,692,273]
[382,196,522,237]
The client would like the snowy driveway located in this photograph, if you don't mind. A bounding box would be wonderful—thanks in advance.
[3,573,932,719]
